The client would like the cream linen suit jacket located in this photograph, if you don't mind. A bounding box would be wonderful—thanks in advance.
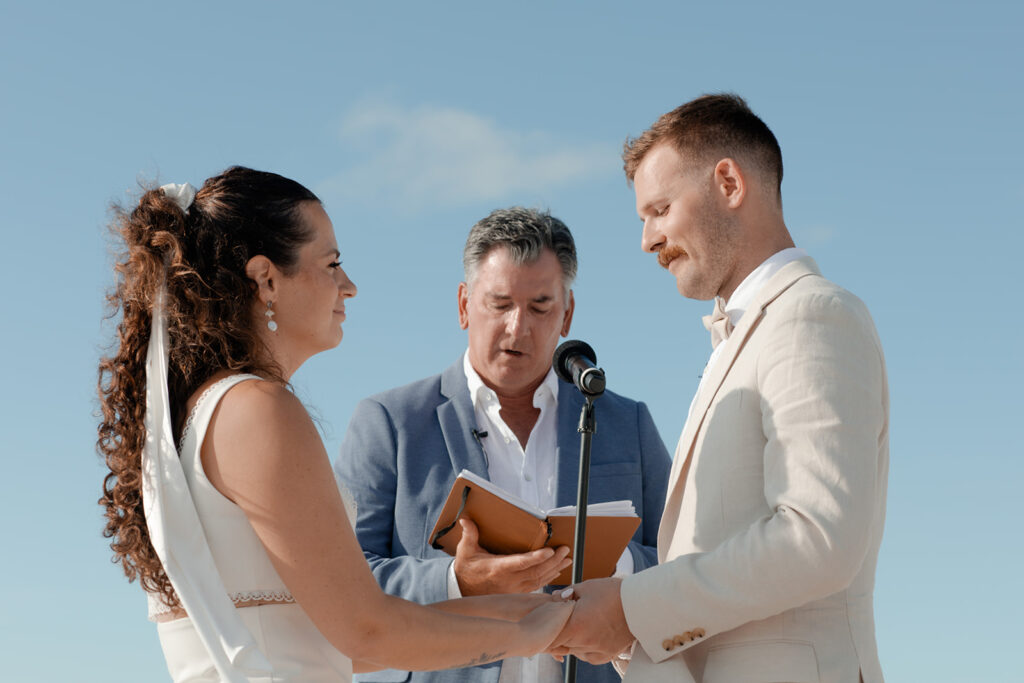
[619,257,888,683]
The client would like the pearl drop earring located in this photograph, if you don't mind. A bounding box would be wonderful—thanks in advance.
[265,301,278,331]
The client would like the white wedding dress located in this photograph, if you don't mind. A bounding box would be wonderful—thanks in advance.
[150,374,354,682]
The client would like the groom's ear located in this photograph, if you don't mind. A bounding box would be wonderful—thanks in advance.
[713,158,747,210]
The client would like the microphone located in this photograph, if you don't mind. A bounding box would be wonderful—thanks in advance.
[553,340,606,396]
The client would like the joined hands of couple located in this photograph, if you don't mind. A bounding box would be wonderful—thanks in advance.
[546,578,634,665]
[453,519,635,665]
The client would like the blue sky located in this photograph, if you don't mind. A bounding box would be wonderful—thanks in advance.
[1,1,1021,679]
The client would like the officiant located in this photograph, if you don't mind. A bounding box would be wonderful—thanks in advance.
[334,206,671,683]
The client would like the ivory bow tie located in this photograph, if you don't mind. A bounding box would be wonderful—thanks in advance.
[702,297,734,350]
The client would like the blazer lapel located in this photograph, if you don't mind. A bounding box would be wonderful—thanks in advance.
[658,257,822,551]
[554,381,584,507]
[437,359,489,480]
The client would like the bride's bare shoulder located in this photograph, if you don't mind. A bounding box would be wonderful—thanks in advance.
[209,378,317,454]
[221,375,299,407]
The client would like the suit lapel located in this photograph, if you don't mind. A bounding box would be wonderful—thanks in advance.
[437,359,489,480]
[554,381,583,507]
[659,257,822,552]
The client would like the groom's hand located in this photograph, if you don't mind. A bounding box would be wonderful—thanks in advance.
[453,519,571,596]
[550,577,633,664]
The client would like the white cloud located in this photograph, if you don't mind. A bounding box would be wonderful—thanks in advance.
[318,101,611,211]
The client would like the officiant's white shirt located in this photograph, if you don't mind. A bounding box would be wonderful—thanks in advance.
[443,351,632,682]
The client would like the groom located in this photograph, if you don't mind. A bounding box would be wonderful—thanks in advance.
[553,94,890,682]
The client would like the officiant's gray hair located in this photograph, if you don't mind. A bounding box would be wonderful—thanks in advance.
[462,207,577,301]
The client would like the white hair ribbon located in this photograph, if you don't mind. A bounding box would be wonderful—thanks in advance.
[141,286,273,681]
[160,182,197,213]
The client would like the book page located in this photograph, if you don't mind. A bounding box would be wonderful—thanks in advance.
[457,469,637,518]
[547,500,636,517]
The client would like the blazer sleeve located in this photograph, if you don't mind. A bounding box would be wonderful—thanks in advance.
[334,397,453,605]
[626,401,672,573]
[621,289,887,663]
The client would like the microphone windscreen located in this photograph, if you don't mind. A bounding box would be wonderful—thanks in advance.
[552,339,597,384]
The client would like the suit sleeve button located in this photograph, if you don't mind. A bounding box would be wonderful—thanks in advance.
[692,628,705,638]
[662,639,675,651]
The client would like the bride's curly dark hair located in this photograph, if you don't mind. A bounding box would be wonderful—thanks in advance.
[97,166,320,608]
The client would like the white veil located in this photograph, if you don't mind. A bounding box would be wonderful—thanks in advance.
[140,286,274,681]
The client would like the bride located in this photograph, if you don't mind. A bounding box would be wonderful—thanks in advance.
[96,166,572,681]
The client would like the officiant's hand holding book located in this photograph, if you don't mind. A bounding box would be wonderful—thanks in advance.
[430,470,641,586]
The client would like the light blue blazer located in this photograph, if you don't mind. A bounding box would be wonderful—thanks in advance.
[335,358,672,683]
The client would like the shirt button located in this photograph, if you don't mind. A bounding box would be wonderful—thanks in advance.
[524,473,532,481]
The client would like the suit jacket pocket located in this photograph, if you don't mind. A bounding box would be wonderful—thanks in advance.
[703,639,819,683]
[587,464,642,513]
[588,461,641,476]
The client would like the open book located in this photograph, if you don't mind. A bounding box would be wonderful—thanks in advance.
[429,469,641,585]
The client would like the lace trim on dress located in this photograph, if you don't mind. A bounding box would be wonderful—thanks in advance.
[178,374,257,449]
[229,590,296,605]
[149,590,296,618]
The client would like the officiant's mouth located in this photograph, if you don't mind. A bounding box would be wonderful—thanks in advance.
[501,349,525,357]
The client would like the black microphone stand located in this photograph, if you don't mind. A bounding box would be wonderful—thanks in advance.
[564,392,599,683]
[550,340,605,683]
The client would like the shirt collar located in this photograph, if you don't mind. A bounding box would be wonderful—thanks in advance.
[462,349,560,410]
[717,247,808,325]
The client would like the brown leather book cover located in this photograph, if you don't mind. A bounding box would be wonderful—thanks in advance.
[429,475,551,556]
[547,514,640,585]
[429,471,641,584]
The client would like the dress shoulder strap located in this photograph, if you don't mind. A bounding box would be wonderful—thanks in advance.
[180,374,262,449]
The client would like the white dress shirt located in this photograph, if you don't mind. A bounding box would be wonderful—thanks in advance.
[689,247,808,417]
[464,351,562,512]
[447,351,633,682]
